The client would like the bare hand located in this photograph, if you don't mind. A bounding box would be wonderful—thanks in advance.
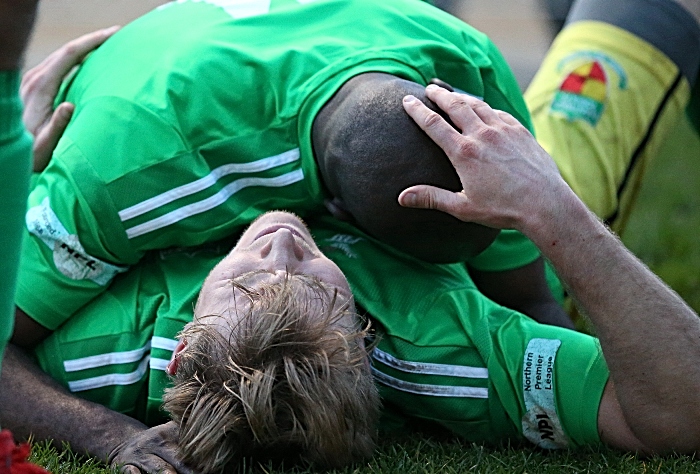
[108,422,195,474]
[398,84,569,231]
[20,26,119,172]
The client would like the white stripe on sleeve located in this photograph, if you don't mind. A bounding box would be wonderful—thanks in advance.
[151,336,178,351]
[372,348,488,379]
[371,367,488,398]
[125,169,305,239]
[119,148,300,221]
[150,357,170,372]
[63,343,151,372]
[68,356,150,392]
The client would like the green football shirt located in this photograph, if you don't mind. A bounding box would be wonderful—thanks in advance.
[18,0,539,332]
[0,71,32,372]
[34,216,607,446]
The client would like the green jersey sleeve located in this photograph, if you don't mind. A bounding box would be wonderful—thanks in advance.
[17,128,132,330]
[0,71,33,365]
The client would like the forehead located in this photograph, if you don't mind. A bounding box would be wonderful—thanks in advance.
[189,273,361,368]
[196,269,350,319]
[233,271,352,314]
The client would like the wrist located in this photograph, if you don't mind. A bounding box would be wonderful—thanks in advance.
[515,179,594,248]
[91,417,147,463]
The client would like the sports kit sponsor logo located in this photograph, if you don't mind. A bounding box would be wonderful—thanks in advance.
[321,234,364,259]
[26,197,127,285]
[550,51,627,126]
[521,338,569,449]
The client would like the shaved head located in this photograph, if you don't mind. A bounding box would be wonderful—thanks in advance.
[313,73,499,263]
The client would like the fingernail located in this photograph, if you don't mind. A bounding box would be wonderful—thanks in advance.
[426,84,439,92]
[403,95,417,104]
[401,192,417,207]
[60,104,74,119]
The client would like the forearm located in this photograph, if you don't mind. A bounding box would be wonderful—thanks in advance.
[0,343,147,461]
[519,188,700,450]
[399,83,700,451]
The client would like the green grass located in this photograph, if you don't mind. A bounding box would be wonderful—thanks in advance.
[27,437,700,473]
[26,116,700,474]
[29,442,117,474]
[622,114,700,312]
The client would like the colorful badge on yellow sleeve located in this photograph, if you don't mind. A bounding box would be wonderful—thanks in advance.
[550,52,627,126]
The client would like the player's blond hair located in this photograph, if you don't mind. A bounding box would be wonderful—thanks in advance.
[163,274,378,472]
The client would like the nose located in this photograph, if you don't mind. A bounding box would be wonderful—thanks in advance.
[262,229,305,269]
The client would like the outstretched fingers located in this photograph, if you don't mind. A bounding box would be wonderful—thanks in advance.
[399,83,551,230]
[21,26,120,172]
[495,109,521,126]
[402,94,467,163]
[400,85,489,221]
[424,83,502,128]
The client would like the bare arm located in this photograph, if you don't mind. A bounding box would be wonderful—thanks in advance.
[2,29,193,473]
[518,182,700,452]
[0,343,194,474]
[399,85,700,453]
[0,343,145,458]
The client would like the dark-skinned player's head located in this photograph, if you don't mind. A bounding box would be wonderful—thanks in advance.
[312,73,499,263]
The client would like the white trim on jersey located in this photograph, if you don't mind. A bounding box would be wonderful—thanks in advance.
[150,337,178,372]
[68,356,150,392]
[63,343,151,372]
[149,357,170,371]
[151,336,178,352]
[63,336,179,373]
[118,148,301,222]
[372,348,488,379]
[371,367,488,399]
[124,169,305,239]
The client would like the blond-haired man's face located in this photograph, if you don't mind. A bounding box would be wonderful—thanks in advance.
[194,211,354,330]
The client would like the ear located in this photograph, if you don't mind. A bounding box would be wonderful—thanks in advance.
[166,339,188,376]
[324,197,356,222]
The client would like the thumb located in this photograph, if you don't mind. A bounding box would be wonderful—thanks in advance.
[33,102,74,172]
[398,185,472,221]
